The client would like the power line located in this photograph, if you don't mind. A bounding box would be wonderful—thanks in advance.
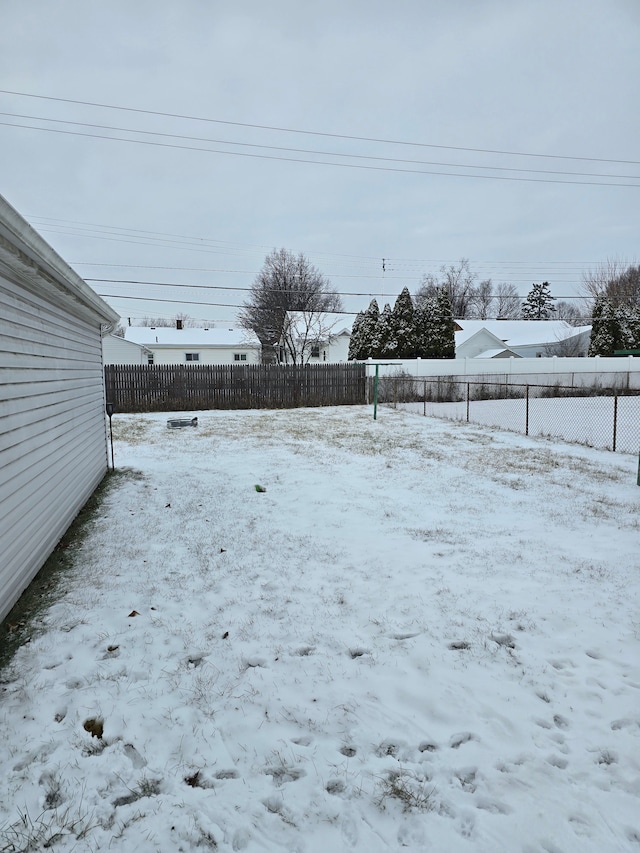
[3,111,638,181]
[25,215,618,271]
[3,119,638,188]
[2,88,638,166]
[87,277,590,299]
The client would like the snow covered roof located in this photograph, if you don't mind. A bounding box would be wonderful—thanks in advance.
[455,320,591,347]
[125,326,260,348]
[474,348,522,359]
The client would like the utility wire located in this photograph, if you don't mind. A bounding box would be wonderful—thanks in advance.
[2,120,638,187]
[2,111,637,181]
[1,88,639,166]
[93,281,588,300]
[25,215,614,270]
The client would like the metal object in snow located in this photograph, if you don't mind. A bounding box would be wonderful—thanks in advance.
[167,417,198,429]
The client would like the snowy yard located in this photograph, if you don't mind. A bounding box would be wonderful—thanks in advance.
[1,406,639,853]
[399,395,640,454]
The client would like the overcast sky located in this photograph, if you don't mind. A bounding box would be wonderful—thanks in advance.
[1,0,638,325]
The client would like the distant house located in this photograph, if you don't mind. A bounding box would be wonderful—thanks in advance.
[0,194,119,623]
[102,333,151,365]
[124,325,262,365]
[455,320,591,359]
[278,312,352,364]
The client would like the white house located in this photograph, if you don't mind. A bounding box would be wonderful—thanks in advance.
[124,326,262,365]
[102,333,151,365]
[0,194,120,623]
[455,320,591,359]
[279,312,352,364]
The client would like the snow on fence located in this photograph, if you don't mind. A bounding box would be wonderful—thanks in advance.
[380,376,640,454]
[104,363,366,412]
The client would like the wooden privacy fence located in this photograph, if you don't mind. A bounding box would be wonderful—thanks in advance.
[104,363,366,412]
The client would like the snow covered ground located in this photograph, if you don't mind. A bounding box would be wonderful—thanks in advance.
[1,406,639,853]
[399,395,640,454]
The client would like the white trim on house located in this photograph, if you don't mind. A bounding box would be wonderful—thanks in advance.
[0,193,119,624]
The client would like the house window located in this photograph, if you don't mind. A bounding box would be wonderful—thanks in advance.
[185,352,200,362]
[147,353,154,365]
[234,353,247,362]
[310,345,320,358]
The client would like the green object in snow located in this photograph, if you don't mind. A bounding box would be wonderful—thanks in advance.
[255,484,266,492]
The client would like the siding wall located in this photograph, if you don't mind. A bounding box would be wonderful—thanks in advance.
[0,193,119,624]
[146,345,261,365]
[0,267,111,623]
[102,334,148,365]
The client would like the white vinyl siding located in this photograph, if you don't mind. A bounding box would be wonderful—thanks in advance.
[102,334,148,365]
[0,204,117,624]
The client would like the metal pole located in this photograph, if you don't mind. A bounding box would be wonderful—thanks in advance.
[108,416,114,470]
[613,395,618,453]
[423,380,427,417]
[525,385,529,436]
[373,364,379,420]
[466,383,470,422]
[106,402,115,470]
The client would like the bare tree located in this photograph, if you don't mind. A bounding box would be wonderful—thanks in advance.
[139,313,198,328]
[415,258,477,318]
[581,260,627,303]
[607,264,640,308]
[470,279,494,319]
[543,330,590,357]
[555,300,589,327]
[280,311,341,365]
[238,248,342,363]
[494,283,521,319]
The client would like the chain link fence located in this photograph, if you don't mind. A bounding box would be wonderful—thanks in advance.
[376,374,640,454]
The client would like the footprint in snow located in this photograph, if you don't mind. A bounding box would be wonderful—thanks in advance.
[611,717,640,731]
[450,732,478,749]
[264,765,305,785]
[475,795,511,815]
[546,754,568,769]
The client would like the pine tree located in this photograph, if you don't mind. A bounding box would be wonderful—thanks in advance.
[348,311,365,360]
[521,281,556,320]
[588,296,624,356]
[391,287,416,357]
[378,303,394,357]
[432,287,456,358]
[414,297,437,358]
[627,306,640,349]
[357,299,381,358]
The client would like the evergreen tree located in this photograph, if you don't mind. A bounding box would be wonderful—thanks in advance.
[378,303,394,357]
[414,297,438,358]
[626,306,640,349]
[391,287,416,357]
[588,296,626,356]
[432,287,456,358]
[521,281,556,320]
[357,299,381,358]
[348,310,365,360]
